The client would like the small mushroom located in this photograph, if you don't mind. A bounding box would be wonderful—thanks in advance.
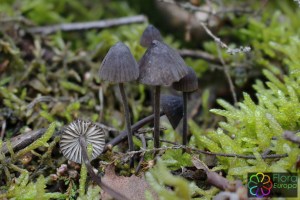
[60,120,127,200]
[140,24,163,47]
[99,42,138,165]
[139,40,188,148]
[160,95,183,130]
[172,67,198,146]
[60,119,105,164]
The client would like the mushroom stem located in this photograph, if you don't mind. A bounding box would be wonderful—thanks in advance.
[118,83,134,167]
[182,92,188,146]
[79,137,128,200]
[153,86,161,148]
[104,112,164,152]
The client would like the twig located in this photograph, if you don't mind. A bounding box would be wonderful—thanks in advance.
[135,134,147,174]
[192,156,229,190]
[0,16,33,25]
[178,49,221,64]
[136,127,167,135]
[26,95,70,109]
[135,138,288,160]
[27,96,56,109]
[217,46,238,105]
[94,123,119,133]
[158,0,253,15]
[28,15,148,35]
[200,21,228,48]
[1,128,46,154]
[283,131,300,144]
[159,0,251,54]
[1,120,6,140]
[103,111,164,153]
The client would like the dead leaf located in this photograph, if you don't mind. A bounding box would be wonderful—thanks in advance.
[192,156,229,190]
[101,165,158,200]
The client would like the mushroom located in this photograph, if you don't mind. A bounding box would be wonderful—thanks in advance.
[172,67,198,146]
[60,119,105,164]
[99,42,138,165]
[140,24,163,48]
[160,95,183,130]
[138,40,188,148]
[60,119,127,200]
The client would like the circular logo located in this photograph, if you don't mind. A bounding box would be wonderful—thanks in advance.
[248,172,273,197]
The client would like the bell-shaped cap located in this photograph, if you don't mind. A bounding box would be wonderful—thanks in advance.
[140,25,163,47]
[99,42,139,83]
[138,40,188,86]
[60,119,105,164]
[173,66,198,92]
[160,95,183,129]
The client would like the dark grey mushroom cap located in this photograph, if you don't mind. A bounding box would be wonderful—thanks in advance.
[99,42,139,83]
[160,95,183,129]
[138,40,188,86]
[173,66,198,92]
[60,119,105,164]
[140,25,163,47]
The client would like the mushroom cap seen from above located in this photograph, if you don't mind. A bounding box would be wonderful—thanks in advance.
[140,25,163,47]
[60,119,105,164]
[160,95,183,129]
[99,42,139,83]
[138,40,189,86]
[172,66,198,92]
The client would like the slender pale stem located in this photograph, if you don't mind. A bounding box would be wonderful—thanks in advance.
[119,83,134,166]
[182,92,188,146]
[79,137,128,200]
[153,86,161,148]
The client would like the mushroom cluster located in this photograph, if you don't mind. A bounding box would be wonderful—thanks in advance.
[59,24,199,199]
[97,24,198,152]
[60,24,198,184]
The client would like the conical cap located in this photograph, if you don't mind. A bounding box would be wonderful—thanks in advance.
[173,66,198,92]
[139,40,188,86]
[99,42,139,83]
[140,25,163,47]
[160,95,183,129]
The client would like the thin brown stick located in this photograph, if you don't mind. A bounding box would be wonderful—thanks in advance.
[1,128,47,154]
[192,156,229,190]
[217,46,238,105]
[28,15,148,35]
[103,112,164,153]
[1,120,6,140]
[138,138,288,159]
[178,49,221,64]
[283,131,300,144]
[135,134,147,174]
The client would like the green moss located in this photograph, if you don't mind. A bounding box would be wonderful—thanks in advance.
[15,122,56,159]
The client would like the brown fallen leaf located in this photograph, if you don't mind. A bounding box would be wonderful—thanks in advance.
[192,155,229,190]
[101,165,158,200]
[192,156,247,199]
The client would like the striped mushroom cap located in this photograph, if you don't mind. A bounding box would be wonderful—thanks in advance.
[140,25,163,48]
[172,66,198,92]
[138,40,188,86]
[160,95,183,129]
[60,119,105,164]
